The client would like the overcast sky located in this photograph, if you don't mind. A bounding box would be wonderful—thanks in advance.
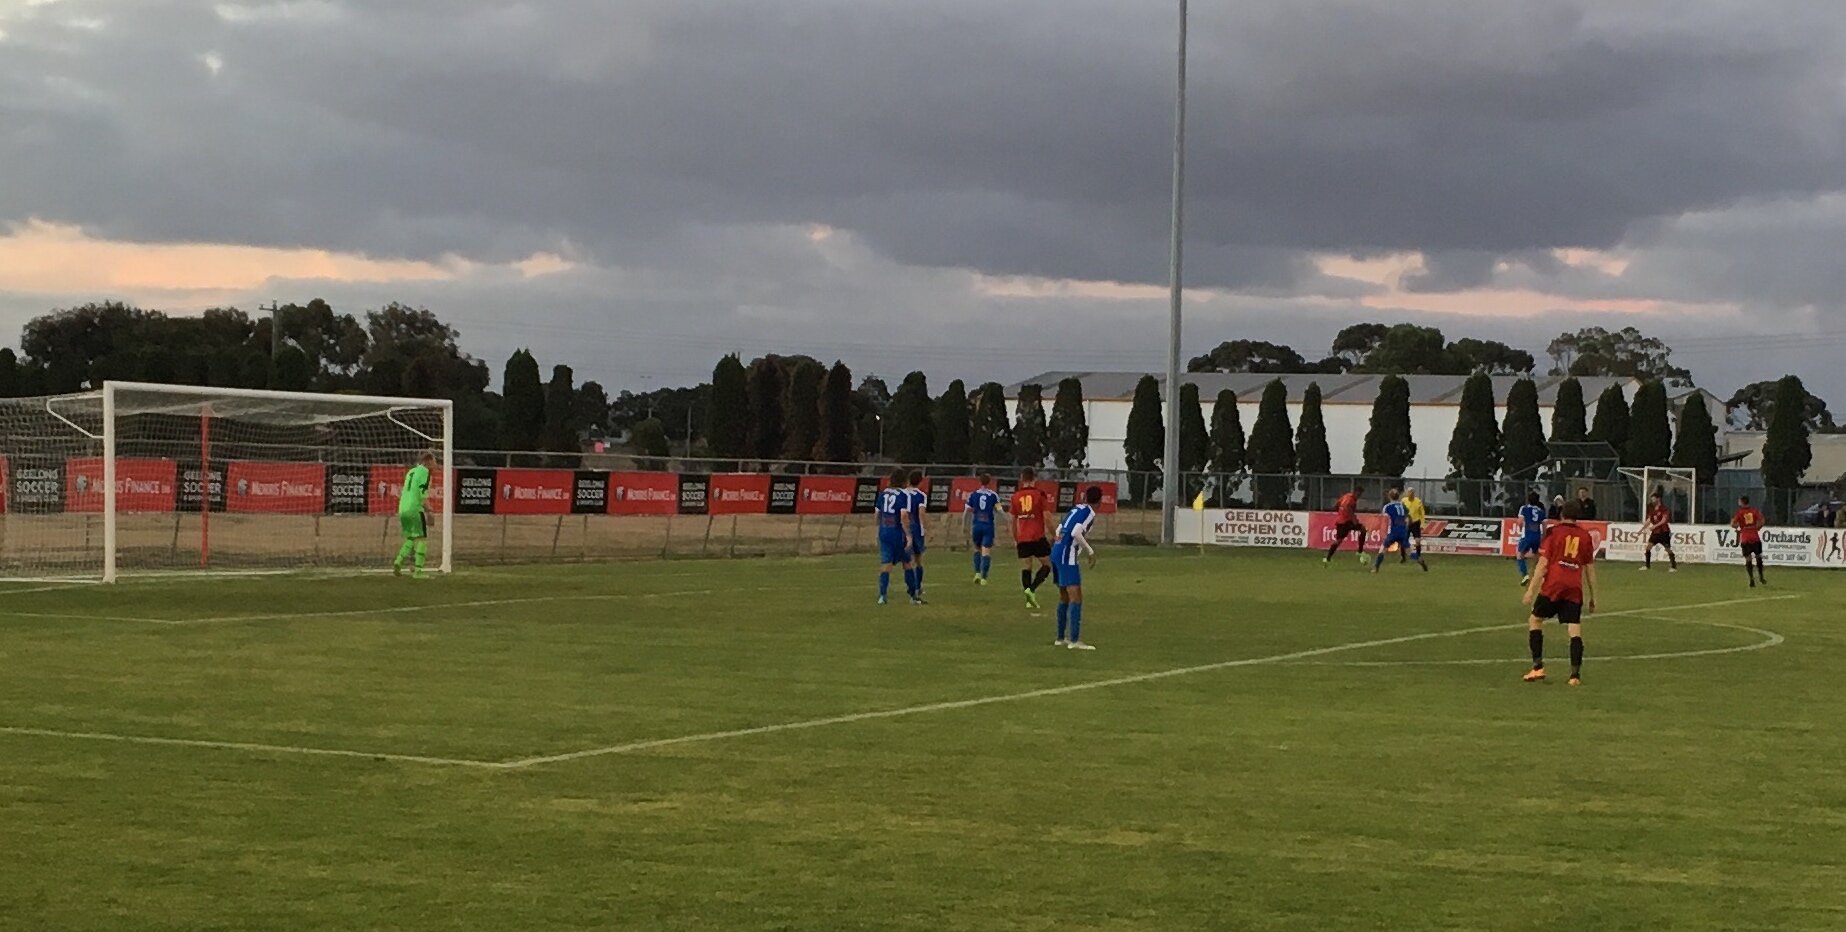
[3,0,1844,402]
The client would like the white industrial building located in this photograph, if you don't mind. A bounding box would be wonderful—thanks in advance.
[1006,371,1721,479]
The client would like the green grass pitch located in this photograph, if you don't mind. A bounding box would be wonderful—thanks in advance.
[1,549,1842,930]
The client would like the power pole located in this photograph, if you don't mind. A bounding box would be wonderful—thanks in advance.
[1160,0,1189,545]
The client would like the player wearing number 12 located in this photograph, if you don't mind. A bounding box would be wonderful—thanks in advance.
[392,451,437,578]
[1523,500,1598,686]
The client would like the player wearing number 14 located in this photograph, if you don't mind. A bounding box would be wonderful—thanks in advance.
[1523,500,1598,686]
[392,451,437,578]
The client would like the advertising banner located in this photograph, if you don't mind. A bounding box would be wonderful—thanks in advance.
[1180,509,1309,548]
[608,472,678,515]
[572,470,609,515]
[491,468,572,516]
[454,467,496,515]
[1406,516,1506,556]
[1075,481,1120,515]
[709,473,771,515]
[326,465,370,514]
[366,464,447,515]
[226,462,326,514]
[796,476,857,515]
[1056,482,1077,512]
[177,461,226,513]
[851,476,881,514]
[1597,522,1846,568]
[677,473,710,515]
[1308,511,1386,551]
[65,457,177,514]
[767,476,800,515]
[947,477,983,514]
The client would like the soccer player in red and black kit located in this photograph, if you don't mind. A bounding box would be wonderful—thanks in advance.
[1010,467,1054,610]
[1640,492,1678,572]
[1731,495,1768,588]
[1523,500,1599,686]
[1323,482,1367,564]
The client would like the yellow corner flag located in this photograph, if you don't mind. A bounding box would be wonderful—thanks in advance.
[1191,491,1207,511]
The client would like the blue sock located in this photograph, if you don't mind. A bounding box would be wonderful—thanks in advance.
[904,567,918,596]
[1373,551,1384,570]
[1069,603,1083,642]
[1056,602,1069,640]
[916,565,925,589]
[973,551,982,573]
[1517,557,1528,577]
[981,555,991,578]
[879,571,890,599]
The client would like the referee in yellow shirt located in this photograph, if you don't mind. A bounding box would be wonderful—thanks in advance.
[1402,487,1428,563]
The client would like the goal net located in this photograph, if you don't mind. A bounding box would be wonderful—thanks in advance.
[0,382,452,581]
[1620,466,1697,527]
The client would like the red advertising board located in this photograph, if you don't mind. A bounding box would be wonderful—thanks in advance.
[1496,518,1614,557]
[65,457,178,513]
[226,462,326,514]
[1075,481,1119,514]
[488,468,572,515]
[948,477,983,513]
[367,464,447,514]
[608,471,679,515]
[709,473,772,515]
[796,475,857,515]
[1308,511,1388,550]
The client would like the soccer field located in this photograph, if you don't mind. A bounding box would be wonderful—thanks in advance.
[1,549,1842,930]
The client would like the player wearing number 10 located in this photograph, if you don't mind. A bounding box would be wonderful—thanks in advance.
[392,451,437,578]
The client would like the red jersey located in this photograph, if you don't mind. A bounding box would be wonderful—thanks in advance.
[1010,486,1048,542]
[1539,523,1596,603]
[1732,506,1765,545]
[1336,492,1358,522]
[1647,504,1671,535]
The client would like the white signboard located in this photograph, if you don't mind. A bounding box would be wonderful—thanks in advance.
[1179,509,1310,549]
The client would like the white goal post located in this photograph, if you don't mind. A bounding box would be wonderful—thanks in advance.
[1620,466,1698,527]
[1,381,452,582]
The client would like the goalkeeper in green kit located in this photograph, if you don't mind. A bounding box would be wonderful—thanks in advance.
[393,451,438,578]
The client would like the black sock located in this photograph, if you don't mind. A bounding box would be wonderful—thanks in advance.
[1326,544,1339,559]
[1756,559,1766,582]
[1529,630,1544,668]
[1668,550,1678,569]
[1570,636,1584,676]
[1031,566,1051,590]
[1645,549,1652,568]
[1021,568,1033,590]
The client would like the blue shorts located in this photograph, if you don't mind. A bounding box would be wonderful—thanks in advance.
[971,524,995,549]
[1384,531,1412,552]
[1051,542,1082,588]
[879,531,910,566]
[910,534,927,557]
[1519,533,1542,554]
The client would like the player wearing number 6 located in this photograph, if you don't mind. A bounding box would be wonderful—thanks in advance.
[1523,500,1599,686]
[392,451,437,578]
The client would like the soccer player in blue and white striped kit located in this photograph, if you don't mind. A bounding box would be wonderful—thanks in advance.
[1371,488,1428,574]
[964,472,1000,585]
[1051,486,1105,650]
[876,467,922,605]
[1515,491,1547,584]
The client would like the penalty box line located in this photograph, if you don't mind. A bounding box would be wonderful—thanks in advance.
[498,593,1800,769]
[0,594,1799,771]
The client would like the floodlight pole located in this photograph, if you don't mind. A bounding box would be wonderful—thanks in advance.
[1160,0,1188,545]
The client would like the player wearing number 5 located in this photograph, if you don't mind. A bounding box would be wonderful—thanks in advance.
[1523,501,1599,686]
[1051,486,1104,650]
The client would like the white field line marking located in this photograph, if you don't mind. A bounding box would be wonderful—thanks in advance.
[0,584,88,597]
[0,584,838,626]
[1286,617,1786,667]
[0,725,503,769]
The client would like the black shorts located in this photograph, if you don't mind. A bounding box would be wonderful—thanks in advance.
[1408,521,1422,538]
[1016,539,1051,560]
[1333,520,1364,540]
[1649,531,1672,548]
[1532,595,1583,625]
[1741,541,1763,557]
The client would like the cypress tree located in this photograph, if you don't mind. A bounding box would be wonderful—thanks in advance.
[1294,381,1331,476]
[1551,377,1588,442]
[1047,377,1090,469]
[630,417,670,468]
[706,354,750,461]
[747,358,787,462]
[886,371,935,464]
[933,379,972,466]
[813,361,860,464]
[1209,389,1246,474]
[1671,391,1719,484]
[1625,380,1672,467]
[781,358,825,461]
[1247,378,1295,473]
[969,382,1015,466]
[1499,378,1548,478]
[1361,375,1416,476]
[1448,373,1500,512]
[1588,383,1631,463]
[1123,375,1165,503]
[1761,375,1814,507]
[272,345,313,393]
[1178,382,1211,474]
[0,347,18,397]
[1013,383,1049,468]
[542,364,578,453]
[499,349,544,451]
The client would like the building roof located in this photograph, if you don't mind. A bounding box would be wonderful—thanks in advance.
[1006,371,1639,406]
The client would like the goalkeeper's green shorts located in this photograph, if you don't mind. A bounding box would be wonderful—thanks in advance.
[399,512,427,540]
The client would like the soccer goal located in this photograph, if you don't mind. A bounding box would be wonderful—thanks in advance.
[0,382,452,582]
[1619,466,1697,526]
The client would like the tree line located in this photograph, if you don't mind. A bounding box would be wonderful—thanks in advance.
[1118,371,1817,506]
